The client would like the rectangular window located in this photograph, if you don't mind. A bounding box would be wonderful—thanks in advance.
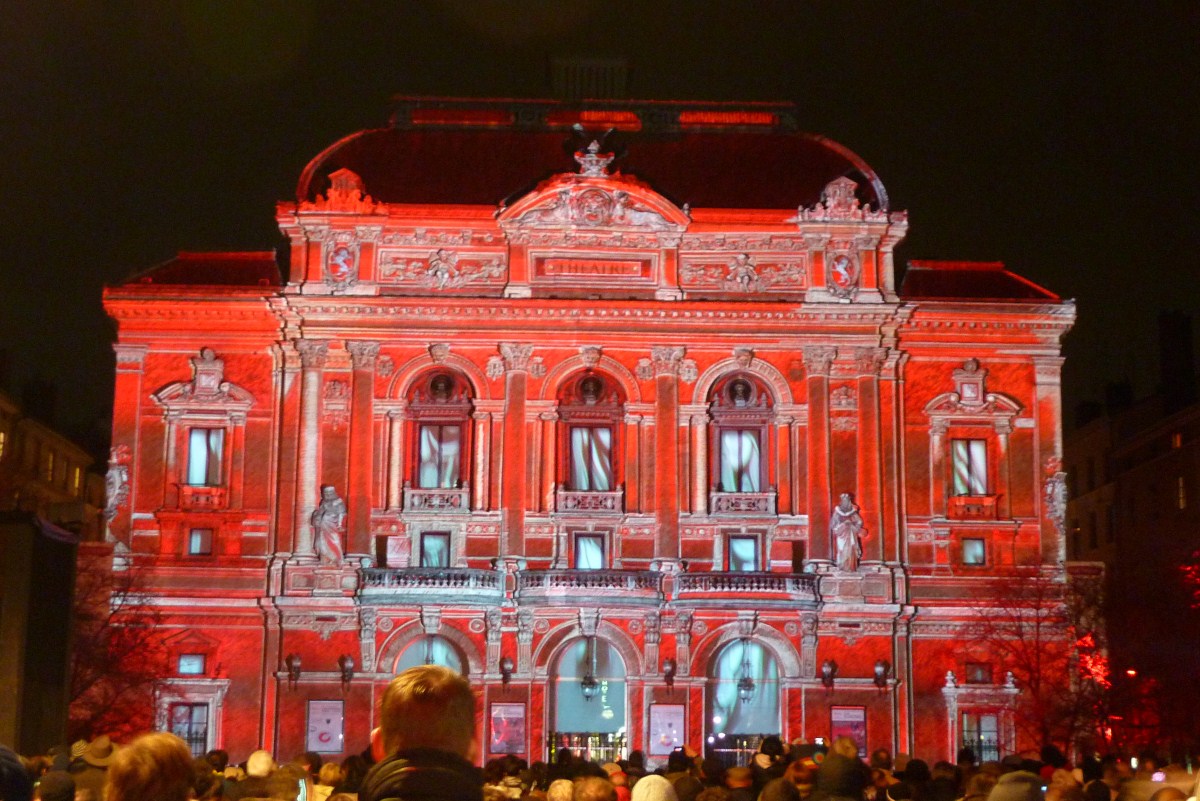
[1178,476,1187,510]
[43,449,56,483]
[951,439,987,496]
[962,538,986,566]
[178,654,206,675]
[420,532,451,568]
[186,428,224,486]
[0,430,6,461]
[574,534,605,570]
[73,466,82,495]
[962,712,1000,762]
[727,535,759,572]
[569,426,613,491]
[965,662,992,684]
[169,702,209,757]
[418,424,461,489]
[187,528,213,556]
[719,429,761,492]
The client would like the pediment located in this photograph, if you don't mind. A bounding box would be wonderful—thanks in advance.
[498,171,690,234]
[152,348,254,412]
[924,391,1022,419]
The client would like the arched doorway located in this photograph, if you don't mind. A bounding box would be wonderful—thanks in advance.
[706,639,780,765]
[394,634,466,675]
[550,637,626,763]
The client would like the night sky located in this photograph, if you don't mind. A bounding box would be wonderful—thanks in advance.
[3,2,1197,462]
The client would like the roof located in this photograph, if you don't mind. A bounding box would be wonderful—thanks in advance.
[120,251,282,287]
[297,98,888,212]
[900,260,1060,302]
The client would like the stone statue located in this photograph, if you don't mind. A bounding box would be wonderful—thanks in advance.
[830,492,864,572]
[311,485,347,565]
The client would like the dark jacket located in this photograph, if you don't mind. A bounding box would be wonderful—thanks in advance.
[360,748,483,801]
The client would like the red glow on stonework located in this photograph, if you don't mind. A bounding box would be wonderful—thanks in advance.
[544,110,641,130]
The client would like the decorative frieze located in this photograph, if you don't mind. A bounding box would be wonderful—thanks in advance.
[378,249,506,289]
[679,253,807,292]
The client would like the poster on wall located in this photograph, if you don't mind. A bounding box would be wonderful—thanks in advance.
[306,700,345,753]
[648,704,686,756]
[489,703,526,756]
[830,706,867,757]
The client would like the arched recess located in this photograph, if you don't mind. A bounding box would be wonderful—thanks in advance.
[387,352,492,401]
[532,618,643,679]
[540,355,642,403]
[375,619,484,678]
[692,357,794,407]
[690,620,802,679]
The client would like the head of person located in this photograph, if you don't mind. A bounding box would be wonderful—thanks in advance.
[373,665,477,759]
[725,768,753,790]
[204,750,229,774]
[34,772,74,801]
[760,778,801,801]
[632,775,679,801]
[106,733,194,801]
[318,763,345,788]
[0,745,33,801]
[548,779,575,801]
[575,777,617,801]
[871,749,894,771]
[247,750,276,779]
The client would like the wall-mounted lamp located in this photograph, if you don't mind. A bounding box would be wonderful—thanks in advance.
[736,639,756,704]
[338,654,355,691]
[500,656,515,687]
[662,657,677,692]
[874,659,890,691]
[821,659,838,690]
[285,653,302,690]
[580,636,599,701]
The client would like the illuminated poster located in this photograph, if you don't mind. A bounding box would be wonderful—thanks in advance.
[830,706,867,757]
[306,700,344,753]
[490,703,526,756]
[648,704,685,756]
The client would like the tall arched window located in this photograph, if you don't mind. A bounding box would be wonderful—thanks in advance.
[394,634,466,675]
[552,637,626,737]
[556,372,624,513]
[708,374,775,514]
[707,639,780,740]
[405,371,473,511]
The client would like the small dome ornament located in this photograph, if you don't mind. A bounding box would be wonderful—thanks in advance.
[575,140,615,177]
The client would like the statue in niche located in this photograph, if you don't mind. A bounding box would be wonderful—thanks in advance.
[311,485,348,565]
[830,492,864,572]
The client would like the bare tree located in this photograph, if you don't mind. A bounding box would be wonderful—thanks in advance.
[964,564,1109,751]
[68,543,171,741]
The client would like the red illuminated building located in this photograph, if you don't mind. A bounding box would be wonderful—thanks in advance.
[102,98,1079,764]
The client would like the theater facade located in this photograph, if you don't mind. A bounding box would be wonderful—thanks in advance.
[102,98,1076,765]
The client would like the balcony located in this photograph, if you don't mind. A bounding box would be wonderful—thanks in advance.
[674,571,819,608]
[179,485,227,511]
[709,491,776,515]
[515,569,662,606]
[947,494,998,521]
[404,485,470,513]
[359,567,503,605]
[555,488,624,514]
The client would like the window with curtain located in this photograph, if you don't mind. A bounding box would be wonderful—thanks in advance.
[951,439,987,496]
[186,428,224,486]
[708,639,779,737]
[420,532,451,567]
[575,534,605,569]
[719,430,761,492]
[418,424,461,488]
[570,426,613,491]
[727,535,759,571]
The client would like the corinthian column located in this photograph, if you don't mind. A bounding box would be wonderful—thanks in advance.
[295,339,329,558]
[803,346,836,564]
[346,340,380,559]
[637,347,698,561]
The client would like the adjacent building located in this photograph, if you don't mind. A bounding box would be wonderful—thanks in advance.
[102,98,1078,764]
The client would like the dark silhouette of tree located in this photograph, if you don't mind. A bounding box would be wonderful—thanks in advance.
[965,564,1108,751]
[68,543,170,741]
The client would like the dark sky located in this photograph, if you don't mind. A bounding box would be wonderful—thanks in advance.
[3,1,1197,461]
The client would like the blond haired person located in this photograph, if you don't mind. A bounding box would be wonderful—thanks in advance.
[106,733,193,801]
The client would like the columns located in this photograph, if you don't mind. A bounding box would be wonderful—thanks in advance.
[539,410,558,512]
[346,341,379,558]
[643,347,694,560]
[472,410,493,511]
[996,421,1012,520]
[803,346,836,563]
[688,409,709,515]
[1033,356,1066,563]
[490,344,544,556]
[294,339,328,558]
[855,347,887,563]
[624,413,642,512]
[386,406,406,511]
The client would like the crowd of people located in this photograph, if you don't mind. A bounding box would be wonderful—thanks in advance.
[2,667,1197,801]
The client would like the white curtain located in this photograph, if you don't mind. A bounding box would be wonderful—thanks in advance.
[187,428,223,486]
[419,425,461,488]
[728,536,758,571]
[570,427,613,491]
[719,430,760,492]
[575,535,604,570]
[709,640,779,735]
[952,439,987,495]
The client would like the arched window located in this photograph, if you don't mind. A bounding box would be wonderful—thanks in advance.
[395,634,466,675]
[708,374,775,514]
[707,639,780,740]
[552,637,626,736]
[556,372,624,513]
[405,371,473,511]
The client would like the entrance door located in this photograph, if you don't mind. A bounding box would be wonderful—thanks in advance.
[551,637,626,762]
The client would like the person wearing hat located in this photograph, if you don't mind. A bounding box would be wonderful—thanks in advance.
[71,736,117,801]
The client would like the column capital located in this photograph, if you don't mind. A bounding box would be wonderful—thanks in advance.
[487,343,546,378]
[854,346,888,376]
[296,339,330,369]
[346,340,381,370]
[802,345,837,377]
[636,346,698,382]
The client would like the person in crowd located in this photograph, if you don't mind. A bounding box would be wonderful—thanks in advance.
[632,775,679,801]
[106,732,193,801]
[71,736,117,801]
[625,753,648,785]
[761,778,802,801]
[987,771,1044,801]
[230,749,276,800]
[334,755,369,796]
[814,737,870,801]
[786,757,818,800]
[960,772,998,801]
[360,665,483,801]
[0,745,34,801]
[576,777,618,801]
[315,763,346,801]
[603,763,632,801]
[928,762,959,801]
[754,738,789,796]
[33,771,74,801]
[724,767,754,801]
[664,750,696,786]
[699,758,726,790]
[548,779,575,801]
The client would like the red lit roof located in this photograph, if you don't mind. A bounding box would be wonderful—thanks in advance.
[900,260,1060,302]
[296,98,888,211]
[122,251,281,287]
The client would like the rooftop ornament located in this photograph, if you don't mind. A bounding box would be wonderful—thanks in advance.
[575,141,615,177]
